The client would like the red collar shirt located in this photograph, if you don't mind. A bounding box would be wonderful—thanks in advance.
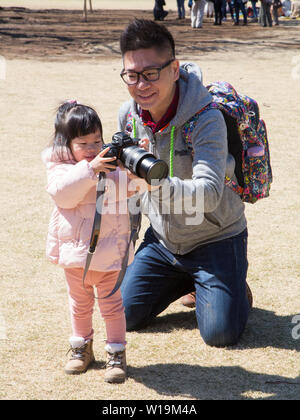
[140,83,179,134]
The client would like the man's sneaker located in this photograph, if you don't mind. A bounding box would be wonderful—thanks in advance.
[180,292,196,308]
[246,283,253,309]
[181,283,253,309]
[104,343,127,384]
[65,336,95,375]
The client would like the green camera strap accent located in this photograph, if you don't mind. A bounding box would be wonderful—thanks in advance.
[169,125,175,177]
[132,116,174,177]
[132,117,137,138]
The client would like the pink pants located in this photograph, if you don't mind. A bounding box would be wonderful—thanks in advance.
[64,267,126,344]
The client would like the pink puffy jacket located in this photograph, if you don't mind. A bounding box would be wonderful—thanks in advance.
[42,147,143,272]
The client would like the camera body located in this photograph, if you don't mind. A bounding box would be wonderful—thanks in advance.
[101,132,139,163]
[101,132,168,185]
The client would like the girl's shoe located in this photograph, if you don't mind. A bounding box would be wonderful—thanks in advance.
[104,343,127,383]
[65,336,95,375]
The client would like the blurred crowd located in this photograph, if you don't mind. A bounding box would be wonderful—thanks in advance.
[153,0,298,28]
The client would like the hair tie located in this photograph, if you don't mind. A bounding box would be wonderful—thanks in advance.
[66,99,78,105]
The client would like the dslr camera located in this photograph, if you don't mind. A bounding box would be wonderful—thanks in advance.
[101,132,168,185]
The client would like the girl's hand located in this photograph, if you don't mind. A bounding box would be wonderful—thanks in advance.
[89,147,117,174]
[139,138,149,151]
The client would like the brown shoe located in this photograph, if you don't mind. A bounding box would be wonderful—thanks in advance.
[181,292,196,308]
[246,282,253,309]
[65,337,95,375]
[104,343,127,384]
[181,284,253,309]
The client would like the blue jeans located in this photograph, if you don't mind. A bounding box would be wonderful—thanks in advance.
[177,0,185,18]
[233,0,248,23]
[121,227,249,347]
[251,0,258,17]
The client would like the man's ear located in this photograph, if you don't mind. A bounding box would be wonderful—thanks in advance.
[173,59,180,82]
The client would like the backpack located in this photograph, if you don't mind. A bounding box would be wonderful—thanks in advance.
[182,81,273,204]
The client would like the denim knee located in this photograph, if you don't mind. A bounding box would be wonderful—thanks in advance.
[124,303,152,331]
[200,327,240,348]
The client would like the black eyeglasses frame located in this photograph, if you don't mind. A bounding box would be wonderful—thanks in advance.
[120,58,175,85]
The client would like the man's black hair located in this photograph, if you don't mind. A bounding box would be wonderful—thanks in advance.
[120,18,175,58]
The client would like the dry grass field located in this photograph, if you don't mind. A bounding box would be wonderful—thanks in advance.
[0,1,299,400]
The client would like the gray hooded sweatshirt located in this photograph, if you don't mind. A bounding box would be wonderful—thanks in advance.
[118,62,247,255]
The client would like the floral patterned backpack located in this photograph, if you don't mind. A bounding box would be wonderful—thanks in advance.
[183,81,273,204]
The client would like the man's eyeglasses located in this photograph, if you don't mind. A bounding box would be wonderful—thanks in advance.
[120,58,175,85]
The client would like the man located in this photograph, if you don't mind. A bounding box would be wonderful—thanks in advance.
[272,0,282,25]
[213,0,224,24]
[250,0,259,19]
[153,0,168,21]
[118,19,250,347]
[259,0,273,26]
[191,0,206,27]
[233,0,248,25]
[177,0,186,19]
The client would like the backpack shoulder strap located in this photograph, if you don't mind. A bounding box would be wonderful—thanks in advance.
[182,81,272,203]
[182,102,219,149]
[182,102,244,198]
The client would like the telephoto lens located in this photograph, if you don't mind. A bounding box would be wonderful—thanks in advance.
[121,146,168,185]
[103,132,169,185]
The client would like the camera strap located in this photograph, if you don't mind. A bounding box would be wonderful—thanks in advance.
[82,173,141,299]
[82,172,106,293]
[103,207,140,298]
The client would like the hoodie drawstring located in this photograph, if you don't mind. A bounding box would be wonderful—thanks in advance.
[169,126,175,177]
[132,117,137,138]
[132,117,175,177]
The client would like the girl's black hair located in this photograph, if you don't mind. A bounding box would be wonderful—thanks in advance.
[120,18,175,58]
[52,101,103,161]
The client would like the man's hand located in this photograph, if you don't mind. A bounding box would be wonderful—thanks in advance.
[139,138,150,151]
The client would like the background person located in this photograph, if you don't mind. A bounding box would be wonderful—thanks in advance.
[177,0,186,18]
[251,0,259,18]
[272,0,282,24]
[233,0,248,24]
[153,0,168,20]
[213,0,224,23]
[260,0,273,26]
[282,0,291,15]
[191,0,207,27]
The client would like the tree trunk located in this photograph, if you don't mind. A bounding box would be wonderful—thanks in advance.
[83,0,87,21]
[83,0,93,21]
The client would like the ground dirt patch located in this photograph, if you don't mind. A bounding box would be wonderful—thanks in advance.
[0,7,300,60]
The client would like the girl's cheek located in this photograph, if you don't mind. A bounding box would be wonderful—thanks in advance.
[70,144,83,162]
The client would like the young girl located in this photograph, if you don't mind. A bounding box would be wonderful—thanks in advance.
[42,101,147,383]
